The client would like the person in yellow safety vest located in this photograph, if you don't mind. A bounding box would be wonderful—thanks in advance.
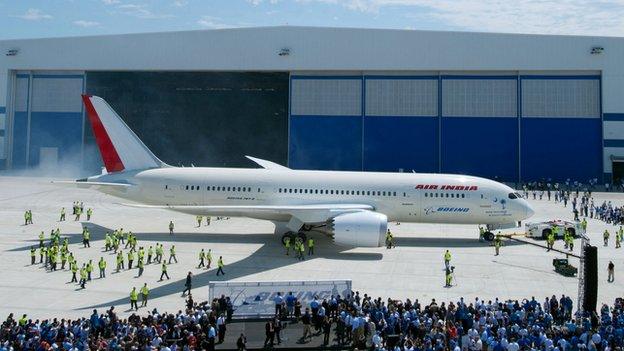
[86,260,93,281]
[117,251,124,271]
[284,236,291,256]
[386,229,393,249]
[479,226,485,242]
[61,251,67,270]
[547,232,555,252]
[39,246,45,264]
[581,218,588,233]
[155,244,163,263]
[141,283,149,307]
[217,256,225,276]
[137,258,144,277]
[196,215,203,227]
[568,233,575,251]
[198,249,205,268]
[24,210,29,226]
[87,208,93,221]
[75,206,81,221]
[308,238,314,256]
[619,226,624,244]
[99,257,106,278]
[104,233,111,251]
[18,314,28,327]
[494,234,502,256]
[206,216,211,226]
[60,207,66,221]
[444,250,451,269]
[169,221,174,235]
[206,249,212,269]
[445,266,452,287]
[39,231,45,248]
[169,245,178,264]
[160,262,170,280]
[130,287,139,311]
[79,264,87,288]
[604,230,610,247]
[618,231,622,249]
[71,261,78,283]
[83,228,91,248]
[128,250,134,269]
[30,246,36,265]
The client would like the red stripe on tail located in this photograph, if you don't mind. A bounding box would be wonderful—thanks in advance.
[82,95,125,172]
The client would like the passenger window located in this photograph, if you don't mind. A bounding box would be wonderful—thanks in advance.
[508,193,517,199]
[237,187,241,191]
[393,192,396,196]
[382,191,386,196]
[425,193,428,197]
[197,186,200,191]
[445,193,449,198]
[461,194,465,198]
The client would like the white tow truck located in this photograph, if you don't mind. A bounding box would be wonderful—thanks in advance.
[525,219,583,240]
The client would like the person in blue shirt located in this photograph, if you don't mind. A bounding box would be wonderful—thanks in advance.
[274,292,284,316]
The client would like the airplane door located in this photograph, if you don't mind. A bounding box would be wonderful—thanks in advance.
[163,179,176,203]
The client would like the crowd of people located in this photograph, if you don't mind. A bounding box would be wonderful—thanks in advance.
[4,291,624,351]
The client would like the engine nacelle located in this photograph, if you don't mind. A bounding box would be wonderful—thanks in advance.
[330,211,387,247]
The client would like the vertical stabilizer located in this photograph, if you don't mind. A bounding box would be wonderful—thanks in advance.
[82,95,164,172]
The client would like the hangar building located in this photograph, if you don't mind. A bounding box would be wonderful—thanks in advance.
[0,26,623,183]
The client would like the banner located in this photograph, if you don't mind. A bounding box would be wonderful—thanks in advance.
[209,279,352,318]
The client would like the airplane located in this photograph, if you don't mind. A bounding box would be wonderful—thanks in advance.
[58,95,535,247]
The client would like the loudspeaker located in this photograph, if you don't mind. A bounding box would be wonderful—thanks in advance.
[583,245,598,312]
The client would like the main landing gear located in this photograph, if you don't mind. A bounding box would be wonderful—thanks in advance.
[281,231,307,245]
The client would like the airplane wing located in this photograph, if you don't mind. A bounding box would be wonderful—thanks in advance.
[245,156,290,171]
[120,203,373,224]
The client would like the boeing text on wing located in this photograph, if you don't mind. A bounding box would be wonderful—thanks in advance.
[55,95,535,248]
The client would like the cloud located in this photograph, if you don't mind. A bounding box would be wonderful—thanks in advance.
[102,0,121,4]
[299,0,624,36]
[117,4,173,19]
[73,20,100,27]
[196,16,237,29]
[172,0,188,6]
[12,8,53,21]
[247,0,280,5]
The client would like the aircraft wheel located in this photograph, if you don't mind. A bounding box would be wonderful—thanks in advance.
[484,231,495,241]
[297,232,307,243]
[281,232,295,245]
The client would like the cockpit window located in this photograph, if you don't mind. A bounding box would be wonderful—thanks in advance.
[514,192,522,198]
[508,193,518,199]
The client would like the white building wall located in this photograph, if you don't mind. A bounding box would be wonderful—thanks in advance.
[0,26,623,175]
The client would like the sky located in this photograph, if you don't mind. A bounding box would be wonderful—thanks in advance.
[1,0,624,40]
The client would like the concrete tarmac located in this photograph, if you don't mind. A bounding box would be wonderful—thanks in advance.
[0,176,620,320]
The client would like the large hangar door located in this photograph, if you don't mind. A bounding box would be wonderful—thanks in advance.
[363,76,439,173]
[440,76,519,181]
[289,76,363,171]
[520,75,601,182]
[8,72,84,170]
[85,72,288,172]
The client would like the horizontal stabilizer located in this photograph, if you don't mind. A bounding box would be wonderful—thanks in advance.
[52,180,133,189]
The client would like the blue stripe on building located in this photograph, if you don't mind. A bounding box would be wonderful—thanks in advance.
[0,106,5,114]
[604,140,624,147]
[604,113,624,121]
[28,112,83,166]
[289,115,362,171]
[441,117,519,181]
[363,116,438,172]
[521,118,601,181]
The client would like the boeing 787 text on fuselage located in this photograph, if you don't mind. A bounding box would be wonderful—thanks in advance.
[59,95,534,247]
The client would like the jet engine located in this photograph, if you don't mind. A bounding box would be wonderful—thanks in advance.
[330,211,387,247]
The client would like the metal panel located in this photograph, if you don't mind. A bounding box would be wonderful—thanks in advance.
[365,78,437,117]
[441,117,519,181]
[521,118,601,181]
[31,77,84,112]
[521,78,600,118]
[28,112,83,166]
[363,116,438,172]
[290,77,361,116]
[442,78,517,118]
[289,115,362,171]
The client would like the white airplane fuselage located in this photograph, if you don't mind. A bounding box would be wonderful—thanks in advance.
[96,166,533,226]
